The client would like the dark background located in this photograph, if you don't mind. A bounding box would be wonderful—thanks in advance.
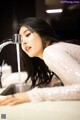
[50,4,80,40]
[0,0,36,72]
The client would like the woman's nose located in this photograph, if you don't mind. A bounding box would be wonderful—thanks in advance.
[22,38,28,45]
[23,40,27,45]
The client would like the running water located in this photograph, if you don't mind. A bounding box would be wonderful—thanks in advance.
[13,34,22,92]
[16,43,22,92]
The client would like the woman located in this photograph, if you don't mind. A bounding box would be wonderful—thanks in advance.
[0,17,80,105]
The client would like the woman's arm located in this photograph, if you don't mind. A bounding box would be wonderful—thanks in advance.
[0,42,80,105]
[25,42,80,102]
[43,42,80,85]
[27,84,80,102]
[0,83,80,105]
[27,42,80,102]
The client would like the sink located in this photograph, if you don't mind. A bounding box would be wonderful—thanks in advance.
[0,83,31,96]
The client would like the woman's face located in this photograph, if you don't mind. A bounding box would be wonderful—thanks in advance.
[19,26,44,59]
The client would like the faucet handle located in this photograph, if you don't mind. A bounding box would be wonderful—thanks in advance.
[12,34,21,44]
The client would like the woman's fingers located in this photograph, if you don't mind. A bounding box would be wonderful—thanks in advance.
[0,95,12,103]
[0,95,16,105]
[9,99,25,105]
[0,92,30,106]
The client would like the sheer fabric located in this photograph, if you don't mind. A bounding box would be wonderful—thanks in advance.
[27,42,80,102]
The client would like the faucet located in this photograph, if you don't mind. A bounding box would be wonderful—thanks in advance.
[0,34,21,89]
[0,41,13,52]
[0,34,21,52]
[0,67,2,88]
[0,60,5,88]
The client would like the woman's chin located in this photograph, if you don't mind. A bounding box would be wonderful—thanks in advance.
[27,54,34,58]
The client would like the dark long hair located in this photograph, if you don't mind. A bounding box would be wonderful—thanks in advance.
[18,17,59,88]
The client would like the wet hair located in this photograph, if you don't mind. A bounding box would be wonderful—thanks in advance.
[18,17,59,88]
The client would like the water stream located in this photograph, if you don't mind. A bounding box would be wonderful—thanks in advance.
[16,43,22,92]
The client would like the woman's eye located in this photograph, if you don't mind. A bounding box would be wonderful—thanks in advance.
[26,33,31,37]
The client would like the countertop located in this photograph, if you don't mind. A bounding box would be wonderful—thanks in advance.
[0,89,80,120]
[0,72,80,120]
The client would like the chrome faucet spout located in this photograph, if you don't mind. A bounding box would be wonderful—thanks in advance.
[0,41,13,52]
[0,34,21,52]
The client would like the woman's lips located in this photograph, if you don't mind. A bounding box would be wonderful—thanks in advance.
[25,46,31,52]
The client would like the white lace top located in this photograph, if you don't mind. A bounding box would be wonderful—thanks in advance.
[27,42,80,102]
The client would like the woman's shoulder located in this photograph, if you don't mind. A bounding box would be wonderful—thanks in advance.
[44,42,66,52]
[44,41,80,52]
[43,42,66,61]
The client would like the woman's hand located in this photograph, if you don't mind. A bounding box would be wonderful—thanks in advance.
[0,92,31,106]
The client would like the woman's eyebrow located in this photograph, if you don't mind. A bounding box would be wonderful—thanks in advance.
[24,29,29,33]
[19,29,29,36]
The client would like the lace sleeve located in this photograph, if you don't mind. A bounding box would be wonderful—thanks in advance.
[27,84,80,102]
[43,43,80,85]
[27,43,80,103]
